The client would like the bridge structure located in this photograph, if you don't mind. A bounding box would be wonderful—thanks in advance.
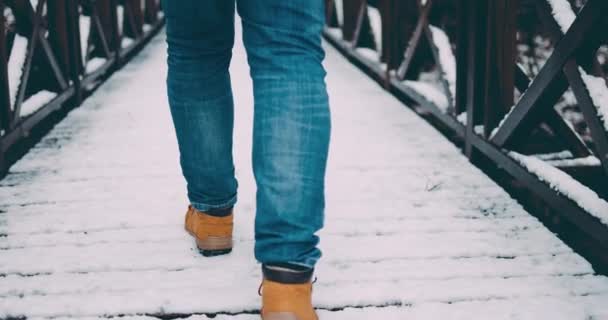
[1,0,608,318]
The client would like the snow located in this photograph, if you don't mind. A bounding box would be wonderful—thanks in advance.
[429,25,456,99]
[334,0,344,26]
[117,5,124,35]
[1,24,608,318]
[546,156,601,167]
[546,0,576,34]
[19,90,57,117]
[6,34,57,118]
[367,6,382,55]
[7,34,28,108]
[122,37,135,48]
[356,47,380,62]
[532,151,600,168]
[534,150,574,161]
[325,27,343,40]
[85,57,108,74]
[509,151,608,226]
[490,105,515,139]
[578,67,608,132]
[80,15,91,61]
[402,80,449,112]
[457,112,467,125]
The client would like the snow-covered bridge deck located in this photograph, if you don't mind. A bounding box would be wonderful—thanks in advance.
[1,29,608,319]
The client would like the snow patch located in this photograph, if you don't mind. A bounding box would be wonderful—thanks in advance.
[122,37,135,48]
[546,0,576,34]
[20,90,57,118]
[79,15,91,61]
[85,58,108,74]
[356,47,380,62]
[429,25,456,99]
[578,67,608,132]
[8,34,29,108]
[546,156,601,168]
[509,151,608,226]
[367,6,382,55]
[457,112,467,125]
[534,151,574,161]
[334,0,344,26]
[490,105,516,139]
[325,27,343,40]
[403,80,449,112]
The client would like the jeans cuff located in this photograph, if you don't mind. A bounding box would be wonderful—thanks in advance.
[190,194,237,214]
[262,264,314,284]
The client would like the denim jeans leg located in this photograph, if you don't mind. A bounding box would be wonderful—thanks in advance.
[163,0,239,213]
[237,0,331,268]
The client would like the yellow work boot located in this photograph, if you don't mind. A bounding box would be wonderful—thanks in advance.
[184,205,233,257]
[260,265,318,320]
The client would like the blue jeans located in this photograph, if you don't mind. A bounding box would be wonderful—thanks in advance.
[162,0,331,269]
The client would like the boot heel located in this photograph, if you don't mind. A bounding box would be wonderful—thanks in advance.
[199,248,232,257]
[184,206,234,257]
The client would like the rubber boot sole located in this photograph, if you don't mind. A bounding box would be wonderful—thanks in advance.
[199,248,232,257]
[185,229,233,257]
[263,313,299,320]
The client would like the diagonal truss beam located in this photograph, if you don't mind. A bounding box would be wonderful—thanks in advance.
[396,0,432,80]
[490,0,607,148]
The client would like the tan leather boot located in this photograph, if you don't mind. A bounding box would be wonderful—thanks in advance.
[184,205,233,256]
[260,279,318,320]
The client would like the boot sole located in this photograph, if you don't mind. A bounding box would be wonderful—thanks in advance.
[185,228,233,257]
[262,313,299,320]
[199,248,232,257]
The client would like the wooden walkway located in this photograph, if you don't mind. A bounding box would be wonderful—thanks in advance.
[1,28,608,319]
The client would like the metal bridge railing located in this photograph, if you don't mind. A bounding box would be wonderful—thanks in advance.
[0,0,164,174]
[324,0,608,271]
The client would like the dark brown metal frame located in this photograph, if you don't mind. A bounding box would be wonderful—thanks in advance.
[324,0,608,271]
[0,0,165,174]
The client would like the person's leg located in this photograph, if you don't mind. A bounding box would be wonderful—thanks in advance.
[237,0,331,271]
[162,0,238,215]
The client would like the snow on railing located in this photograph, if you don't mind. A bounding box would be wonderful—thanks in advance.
[546,0,576,34]
[335,0,344,26]
[490,105,516,139]
[7,34,28,108]
[509,151,608,226]
[356,47,380,62]
[79,15,91,61]
[367,6,383,57]
[533,150,574,161]
[531,151,601,167]
[325,27,343,40]
[457,112,467,125]
[19,91,57,118]
[402,80,449,112]
[429,25,456,100]
[578,67,608,132]
[546,156,601,167]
